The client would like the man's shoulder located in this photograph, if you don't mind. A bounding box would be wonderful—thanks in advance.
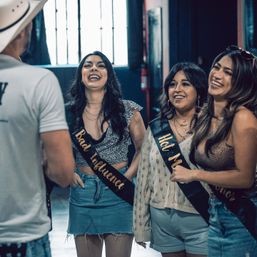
[22,63,54,78]
[18,64,59,88]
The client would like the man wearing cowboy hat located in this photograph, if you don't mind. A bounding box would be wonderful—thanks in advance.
[0,0,75,256]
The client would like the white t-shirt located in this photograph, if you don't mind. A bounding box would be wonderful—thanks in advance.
[0,54,68,243]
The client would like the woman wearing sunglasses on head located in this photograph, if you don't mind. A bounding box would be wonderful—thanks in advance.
[171,46,257,256]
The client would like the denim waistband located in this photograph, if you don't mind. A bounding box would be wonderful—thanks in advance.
[75,166,128,203]
[76,166,127,178]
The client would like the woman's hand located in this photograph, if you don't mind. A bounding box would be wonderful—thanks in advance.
[170,165,197,184]
[71,173,84,188]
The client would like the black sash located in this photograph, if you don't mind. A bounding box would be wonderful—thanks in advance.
[151,117,257,240]
[150,117,210,224]
[71,127,134,205]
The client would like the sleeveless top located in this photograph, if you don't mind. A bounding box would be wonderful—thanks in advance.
[74,100,142,167]
[195,141,257,196]
[195,141,235,171]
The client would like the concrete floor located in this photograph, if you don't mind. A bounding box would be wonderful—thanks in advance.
[49,186,161,257]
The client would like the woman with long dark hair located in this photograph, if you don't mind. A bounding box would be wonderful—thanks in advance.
[171,46,257,256]
[66,51,146,257]
[134,62,209,257]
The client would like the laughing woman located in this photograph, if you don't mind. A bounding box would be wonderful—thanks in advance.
[171,46,257,256]
[66,51,146,257]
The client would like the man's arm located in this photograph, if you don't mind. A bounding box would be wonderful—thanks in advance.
[41,129,75,187]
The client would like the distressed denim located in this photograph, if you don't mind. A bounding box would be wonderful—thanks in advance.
[68,167,133,235]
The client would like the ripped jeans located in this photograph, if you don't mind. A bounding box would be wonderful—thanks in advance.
[68,167,133,235]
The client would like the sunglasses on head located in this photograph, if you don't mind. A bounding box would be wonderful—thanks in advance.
[226,45,256,67]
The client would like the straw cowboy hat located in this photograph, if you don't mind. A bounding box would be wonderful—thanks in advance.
[0,0,47,52]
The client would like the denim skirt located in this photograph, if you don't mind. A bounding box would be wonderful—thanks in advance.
[208,195,257,257]
[68,167,133,235]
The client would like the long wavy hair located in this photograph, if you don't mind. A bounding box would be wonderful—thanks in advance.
[68,51,127,143]
[159,62,208,125]
[190,47,257,164]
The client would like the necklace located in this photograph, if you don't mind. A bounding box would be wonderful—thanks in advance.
[83,112,98,121]
[174,117,190,127]
[83,113,106,139]
[84,107,100,117]
[85,110,98,116]
[172,118,191,140]
[83,111,101,121]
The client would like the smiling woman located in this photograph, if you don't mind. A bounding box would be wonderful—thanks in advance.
[82,55,108,93]
[65,51,146,257]
[171,46,257,257]
[208,55,233,99]
[133,62,209,257]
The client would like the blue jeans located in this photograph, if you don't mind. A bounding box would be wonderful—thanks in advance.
[0,234,51,257]
[26,234,51,257]
[208,197,257,257]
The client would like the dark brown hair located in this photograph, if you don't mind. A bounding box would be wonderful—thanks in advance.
[190,47,257,163]
[68,51,127,143]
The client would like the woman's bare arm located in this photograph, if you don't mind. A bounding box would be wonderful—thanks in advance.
[171,108,257,188]
[124,110,146,180]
